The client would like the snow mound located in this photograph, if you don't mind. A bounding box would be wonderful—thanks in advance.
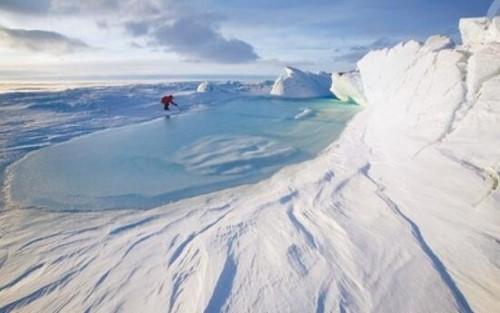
[270,66,332,98]
[196,81,218,93]
[330,71,367,106]
[459,17,500,47]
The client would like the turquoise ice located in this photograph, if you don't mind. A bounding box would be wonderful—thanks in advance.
[7,97,358,210]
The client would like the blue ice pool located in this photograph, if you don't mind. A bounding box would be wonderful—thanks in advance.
[7,97,358,210]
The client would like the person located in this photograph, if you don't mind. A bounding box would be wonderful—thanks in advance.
[161,95,178,111]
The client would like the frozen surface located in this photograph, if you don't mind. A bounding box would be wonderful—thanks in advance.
[0,17,499,313]
[459,17,500,47]
[330,71,367,106]
[6,97,356,210]
[270,67,332,98]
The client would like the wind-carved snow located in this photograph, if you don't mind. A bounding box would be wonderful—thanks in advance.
[175,135,296,176]
[1,17,500,313]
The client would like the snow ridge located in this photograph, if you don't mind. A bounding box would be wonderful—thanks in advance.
[0,17,499,313]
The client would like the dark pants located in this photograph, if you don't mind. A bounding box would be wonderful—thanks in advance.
[164,104,169,111]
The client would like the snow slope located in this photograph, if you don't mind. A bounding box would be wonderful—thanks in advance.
[0,17,499,313]
[271,67,332,98]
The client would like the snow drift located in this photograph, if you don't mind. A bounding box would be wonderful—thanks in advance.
[270,66,332,98]
[0,17,499,313]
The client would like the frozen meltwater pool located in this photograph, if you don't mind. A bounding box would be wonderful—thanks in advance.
[6,97,358,210]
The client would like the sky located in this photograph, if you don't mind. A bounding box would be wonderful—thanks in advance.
[0,0,496,79]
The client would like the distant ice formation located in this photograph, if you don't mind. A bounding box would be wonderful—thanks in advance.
[270,66,332,98]
[196,81,218,93]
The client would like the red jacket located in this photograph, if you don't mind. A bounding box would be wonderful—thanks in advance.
[161,96,173,105]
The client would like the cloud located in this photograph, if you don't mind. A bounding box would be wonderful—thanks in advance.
[0,0,260,64]
[334,37,400,63]
[150,16,259,63]
[123,12,260,64]
[0,0,145,15]
[125,21,151,37]
[0,0,51,14]
[0,25,90,54]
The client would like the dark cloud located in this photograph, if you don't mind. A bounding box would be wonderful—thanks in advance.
[151,17,259,63]
[125,21,151,37]
[0,0,127,15]
[0,25,90,54]
[334,37,400,63]
[0,0,51,14]
[0,0,259,63]
[96,20,109,29]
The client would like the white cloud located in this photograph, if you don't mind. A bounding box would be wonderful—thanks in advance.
[0,25,90,54]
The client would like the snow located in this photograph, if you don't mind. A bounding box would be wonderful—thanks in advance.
[423,35,455,52]
[465,44,500,101]
[270,66,332,98]
[330,71,368,106]
[196,81,218,93]
[1,17,500,313]
[459,17,500,47]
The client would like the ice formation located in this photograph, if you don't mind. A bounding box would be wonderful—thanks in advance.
[270,66,332,98]
[196,81,218,93]
[330,71,367,105]
[459,16,500,47]
[0,17,499,313]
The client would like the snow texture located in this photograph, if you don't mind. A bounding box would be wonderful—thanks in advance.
[270,66,332,98]
[0,17,499,313]
[459,17,500,47]
[175,135,296,176]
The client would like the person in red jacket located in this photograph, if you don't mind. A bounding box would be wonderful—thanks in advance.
[161,95,178,111]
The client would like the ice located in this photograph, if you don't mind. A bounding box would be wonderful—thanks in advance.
[330,71,367,106]
[6,97,357,210]
[270,66,332,98]
[1,16,499,313]
[175,135,296,176]
[294,107,314,119]
[465,44,500,100]
[196,81,218,93]
[423,35,455,52]
[459,17,500,47]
